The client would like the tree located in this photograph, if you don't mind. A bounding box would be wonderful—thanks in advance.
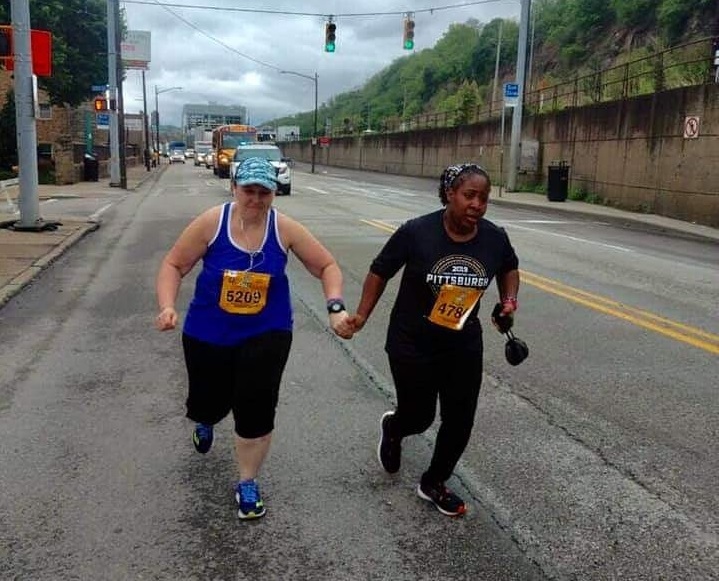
[0,0,108,106]
[611,0,656,29]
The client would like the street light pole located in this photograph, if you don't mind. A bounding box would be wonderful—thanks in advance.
[154,85,182,158]
[280,70,318,174]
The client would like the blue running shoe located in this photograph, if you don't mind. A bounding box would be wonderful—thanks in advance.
[192,423,213,454]
[235,479,266,520]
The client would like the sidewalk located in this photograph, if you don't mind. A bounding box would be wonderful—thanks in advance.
[489,186,719,243]
[0,164,716,310]
[0,163,163,308]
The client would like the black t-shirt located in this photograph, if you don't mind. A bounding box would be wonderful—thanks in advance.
[370,209,519,358]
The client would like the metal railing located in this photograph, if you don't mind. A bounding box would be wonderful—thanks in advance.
[370,37,716,134]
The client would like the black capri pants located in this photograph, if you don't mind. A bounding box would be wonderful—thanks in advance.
[182,330,292,439]
[389,350,483,484]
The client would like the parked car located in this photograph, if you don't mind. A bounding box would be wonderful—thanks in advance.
[169,149,185,164]
[229,144,291,195]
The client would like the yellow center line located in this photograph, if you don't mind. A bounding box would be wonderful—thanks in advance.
[360,219,719,355]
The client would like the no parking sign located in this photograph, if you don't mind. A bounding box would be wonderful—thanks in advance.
[683,116,700,139]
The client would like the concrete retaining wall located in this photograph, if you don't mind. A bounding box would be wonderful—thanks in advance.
[283,84,718,227]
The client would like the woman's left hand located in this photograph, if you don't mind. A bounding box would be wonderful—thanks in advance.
[329,311,354,339]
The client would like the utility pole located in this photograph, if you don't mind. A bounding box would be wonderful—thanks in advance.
[508,0,531,191]
[154,86,160,153]
[107,0,120,186]
[312,72,318,174]
[114,0,127,189]
[11,0,42,230]
[141,70,150,171]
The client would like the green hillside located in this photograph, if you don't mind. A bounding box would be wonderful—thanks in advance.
[269,0,717,136]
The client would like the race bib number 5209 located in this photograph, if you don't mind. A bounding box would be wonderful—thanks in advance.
[219,270,270,315]
[427,284,482,331]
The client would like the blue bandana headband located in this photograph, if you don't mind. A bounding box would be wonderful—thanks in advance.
[442,163,489,192]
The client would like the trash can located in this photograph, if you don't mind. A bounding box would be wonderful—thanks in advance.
[547,161,569,202]
[83,153,99,182]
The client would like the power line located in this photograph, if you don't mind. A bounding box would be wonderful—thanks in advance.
[122,0,512,17]
[125,0,515,75]
[140,0,284,71]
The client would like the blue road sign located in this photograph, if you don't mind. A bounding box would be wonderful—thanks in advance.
[92,84,108,93]
[504,83,519,98]
[96,113,110,128]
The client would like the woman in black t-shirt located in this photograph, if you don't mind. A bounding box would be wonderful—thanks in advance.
[347,163,520,516]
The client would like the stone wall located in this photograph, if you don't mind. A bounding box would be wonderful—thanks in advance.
[283,84,719,227]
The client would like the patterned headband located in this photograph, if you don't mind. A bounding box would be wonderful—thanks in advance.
[442,163,489,192]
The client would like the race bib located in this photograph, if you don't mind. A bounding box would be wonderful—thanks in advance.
[428,284,483,331]
[219,270,270,315]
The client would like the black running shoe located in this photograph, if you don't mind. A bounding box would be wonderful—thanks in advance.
[417,479,467,516]
[192,423,213,454]
[377,411,401,473]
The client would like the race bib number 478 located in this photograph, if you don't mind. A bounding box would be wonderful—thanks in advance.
[427,284,483,331]
[219,270,270,315]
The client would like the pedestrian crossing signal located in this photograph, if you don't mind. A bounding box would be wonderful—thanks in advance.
[94,97,108,112]
[403,18,415,50]
[325,22,336,53]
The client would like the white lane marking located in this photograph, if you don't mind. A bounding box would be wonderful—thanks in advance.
[306,186,329,194]
[378,187,417,197]
[503,222,633,252]
[502,219,589,224]
[40,198,57,205]
[89,203,113,221]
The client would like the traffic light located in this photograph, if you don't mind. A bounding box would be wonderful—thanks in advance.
[324,21,336,53]
[94,97,108,112]
[0,26,12,59]
[403,18,415,50]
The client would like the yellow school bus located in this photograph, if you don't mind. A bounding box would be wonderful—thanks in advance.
[212,124,258,178]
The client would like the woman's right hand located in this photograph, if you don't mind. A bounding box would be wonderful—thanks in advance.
[155,306,178,331]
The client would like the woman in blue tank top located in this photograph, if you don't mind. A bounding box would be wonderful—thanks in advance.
[155,157,353,520]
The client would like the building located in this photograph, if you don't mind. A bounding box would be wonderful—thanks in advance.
[1,71,146,184]
[181,103,248,137]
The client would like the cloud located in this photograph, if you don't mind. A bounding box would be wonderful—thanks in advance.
[122,0,520,127]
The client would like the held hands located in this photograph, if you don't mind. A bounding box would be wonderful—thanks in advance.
[329,310,354,339]
[329,312,367,340]
[155,306,178,331]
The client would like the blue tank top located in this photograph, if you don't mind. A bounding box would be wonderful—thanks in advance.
[183,203,293,345]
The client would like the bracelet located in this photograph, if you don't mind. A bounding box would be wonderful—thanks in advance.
[502,296,518,310]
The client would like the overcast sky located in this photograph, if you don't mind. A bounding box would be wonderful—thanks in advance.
[121,0,520,127]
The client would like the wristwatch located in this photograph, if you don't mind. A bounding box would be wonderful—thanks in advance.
[326,298,346,314]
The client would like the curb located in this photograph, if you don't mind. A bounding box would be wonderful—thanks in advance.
[130,163,168,191]
[0,220,101,309]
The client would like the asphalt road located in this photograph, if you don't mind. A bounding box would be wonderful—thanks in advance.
[0,163,716,580]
